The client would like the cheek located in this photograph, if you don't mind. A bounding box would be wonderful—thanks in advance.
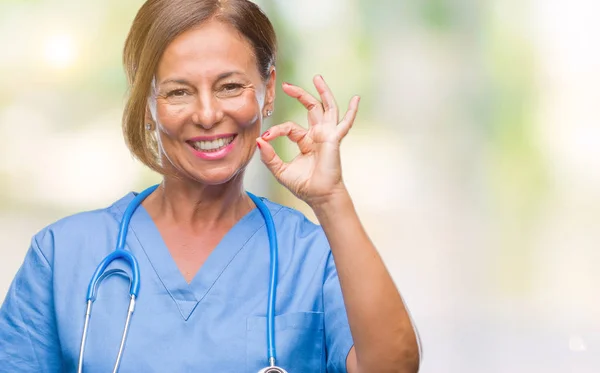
[156,101,188,125]
[156,102,190,136]
[226,91,261,129]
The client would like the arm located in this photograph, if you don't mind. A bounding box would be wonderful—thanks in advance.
[0,233,62,372]
[314,190,420,373]
[257,74,421,372]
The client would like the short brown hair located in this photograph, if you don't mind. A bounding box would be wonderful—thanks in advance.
[122,0,277,173]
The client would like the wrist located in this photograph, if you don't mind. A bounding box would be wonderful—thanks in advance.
[309,185,354,219]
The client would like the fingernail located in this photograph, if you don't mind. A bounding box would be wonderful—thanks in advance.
[262,130,270,138]
[256,141,262,149]
[283,82,291,86]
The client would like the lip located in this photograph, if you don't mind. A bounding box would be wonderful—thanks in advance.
[187,134,237,161]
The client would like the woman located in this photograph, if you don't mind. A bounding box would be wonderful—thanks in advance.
[0,0,420,372]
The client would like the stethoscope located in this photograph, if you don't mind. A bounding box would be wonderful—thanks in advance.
[77,184,288,373]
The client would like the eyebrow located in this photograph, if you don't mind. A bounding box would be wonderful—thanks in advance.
[159,78,191,86]
[158,71,245,86]
[216,71,244,80]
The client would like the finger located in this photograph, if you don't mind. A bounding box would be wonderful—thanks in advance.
[282,82,323,127]
[336,96,361,139]
[261,121,308,144]
[282,82,324,117]
[256,137,287,180]
[313,75,338,124]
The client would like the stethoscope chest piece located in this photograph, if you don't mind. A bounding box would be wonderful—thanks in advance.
[258,367,288,373]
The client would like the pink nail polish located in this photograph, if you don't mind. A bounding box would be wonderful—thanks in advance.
[262,130,270,138]
[256,141,262,149]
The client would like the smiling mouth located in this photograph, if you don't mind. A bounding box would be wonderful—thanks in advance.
[188,135,236,152]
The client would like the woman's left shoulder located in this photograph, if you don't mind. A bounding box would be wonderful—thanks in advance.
[259,197,324,234]
[251,197,331,265]
[254,197,334,288]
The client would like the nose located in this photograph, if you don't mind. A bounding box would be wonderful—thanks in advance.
[192,92,224,129]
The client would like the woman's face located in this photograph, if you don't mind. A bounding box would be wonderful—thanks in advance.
[148,20,275,185]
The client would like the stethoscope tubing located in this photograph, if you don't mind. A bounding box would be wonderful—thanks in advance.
[78,184,285,372]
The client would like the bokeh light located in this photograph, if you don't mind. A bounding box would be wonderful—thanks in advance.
[43,33,78,69]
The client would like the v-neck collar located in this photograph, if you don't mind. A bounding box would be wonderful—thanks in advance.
[111,192,278,321]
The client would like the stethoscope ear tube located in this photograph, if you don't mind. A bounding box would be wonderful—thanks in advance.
[89,269,132,302]
[79,265,138,373]
[85,251,140,300]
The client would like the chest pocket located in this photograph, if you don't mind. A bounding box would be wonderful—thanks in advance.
[246,312,324,373]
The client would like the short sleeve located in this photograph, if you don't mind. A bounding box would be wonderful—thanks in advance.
[0,233,62,372]
[322,251,354,373]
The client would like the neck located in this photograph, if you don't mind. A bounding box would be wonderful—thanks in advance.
[145,172,254,230]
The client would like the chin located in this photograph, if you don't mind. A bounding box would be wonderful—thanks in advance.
[188,166,245,187]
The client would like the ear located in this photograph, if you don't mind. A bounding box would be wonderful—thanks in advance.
[145,92,158,131]
[144,105,156,131]
[263,66,276,117]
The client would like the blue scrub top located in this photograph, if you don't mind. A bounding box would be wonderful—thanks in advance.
[0,191,354,372]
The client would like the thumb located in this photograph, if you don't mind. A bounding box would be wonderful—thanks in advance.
[256,137,287,179]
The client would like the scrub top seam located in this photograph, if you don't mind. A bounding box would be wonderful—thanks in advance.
[107,198,181,301]
[32,232,64,365]
[128,220,178,296]
[108,195,285,307]
[32,229,52,268]
[110,200,201,319]
[194,204,285,304]
[14,242,46,371]
[109,204,184,305]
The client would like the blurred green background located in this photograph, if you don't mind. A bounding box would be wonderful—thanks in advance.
[1,0,600,371]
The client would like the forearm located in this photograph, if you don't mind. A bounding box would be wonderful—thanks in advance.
[312,189,420,373]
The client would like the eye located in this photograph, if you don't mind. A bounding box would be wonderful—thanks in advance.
[222,83,244,93]
[167,89,188,97]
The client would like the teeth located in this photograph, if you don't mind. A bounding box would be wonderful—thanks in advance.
[193,136,234,151]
